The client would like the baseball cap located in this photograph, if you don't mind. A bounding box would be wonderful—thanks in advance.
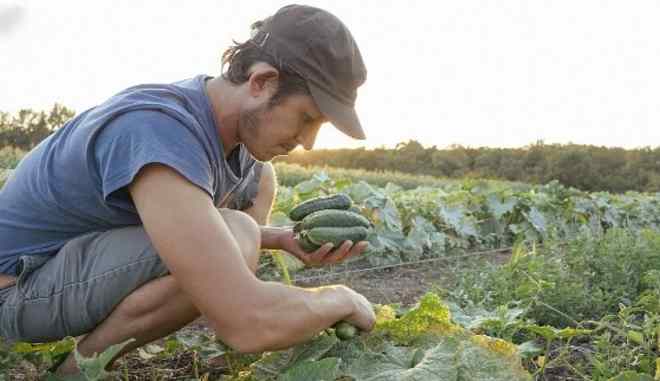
[252,4,367,140]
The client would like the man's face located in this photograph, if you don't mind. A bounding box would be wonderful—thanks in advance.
[237,93,327,162]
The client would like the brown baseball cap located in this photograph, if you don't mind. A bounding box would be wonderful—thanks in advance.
[252,4,367,140]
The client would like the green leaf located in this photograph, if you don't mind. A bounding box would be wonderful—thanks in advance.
[516,341,544,359]
[270,211,293,227]
[458,336,532,380]
[348,339,460,381]
[294,178,324,195]
[524,324,592,340]
[45,373,85,381]
[252,334,339,379]
[438,205,478,238]
[345,181,377,204]
[347,335,531,381]
[74,338,134,380]
[487,194,517,219]
[607,371,655,381]
[525,207,547,234]
[278,358,341,381]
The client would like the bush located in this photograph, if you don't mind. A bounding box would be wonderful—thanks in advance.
[455,228,660,327]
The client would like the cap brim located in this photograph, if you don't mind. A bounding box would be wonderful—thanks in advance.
[308,82,366,140]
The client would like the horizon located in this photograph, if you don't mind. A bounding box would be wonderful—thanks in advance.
[2,1,660,151]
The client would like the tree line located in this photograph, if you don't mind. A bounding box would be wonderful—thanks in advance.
[0,104,75,150]
[2,106,658,193]
[277,140,660,193]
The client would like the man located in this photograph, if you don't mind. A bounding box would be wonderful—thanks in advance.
[0,4,375,375]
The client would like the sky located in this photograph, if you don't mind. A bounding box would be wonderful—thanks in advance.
[1,0,659,150]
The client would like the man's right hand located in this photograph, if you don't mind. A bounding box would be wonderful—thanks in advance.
[338,286,377,332]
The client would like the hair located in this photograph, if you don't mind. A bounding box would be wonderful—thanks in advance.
[221,19,310,108]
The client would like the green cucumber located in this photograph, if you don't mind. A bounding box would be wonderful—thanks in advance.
[297,234,321,253]
[300,209,371,230]
[289,194,352,221]
[306,226,369,247]
[348,206,362,214]
[334,321,359,340]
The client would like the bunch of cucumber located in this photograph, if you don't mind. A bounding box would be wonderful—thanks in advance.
[289,194,372,253]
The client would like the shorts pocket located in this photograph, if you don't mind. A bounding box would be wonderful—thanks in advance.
[15,255,52,299]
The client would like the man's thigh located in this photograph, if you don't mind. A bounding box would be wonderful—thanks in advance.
[0,225,168,343]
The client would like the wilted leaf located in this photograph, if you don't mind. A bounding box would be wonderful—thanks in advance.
[377,293,461,344]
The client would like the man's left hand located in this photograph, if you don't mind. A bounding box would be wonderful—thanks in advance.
[277,229,369,267]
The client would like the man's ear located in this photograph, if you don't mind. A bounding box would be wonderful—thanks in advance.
[247,63,280,100]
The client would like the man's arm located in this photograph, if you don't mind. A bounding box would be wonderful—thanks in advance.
[129,163,374,353]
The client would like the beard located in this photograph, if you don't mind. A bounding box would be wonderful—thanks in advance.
[237,104,271,162]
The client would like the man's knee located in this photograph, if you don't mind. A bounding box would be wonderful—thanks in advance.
[244,162,277,225]
[219,209,261,271]
[259,162,277,203]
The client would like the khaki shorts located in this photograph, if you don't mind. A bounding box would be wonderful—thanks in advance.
[0,163,263,343]
[0,226,168,343]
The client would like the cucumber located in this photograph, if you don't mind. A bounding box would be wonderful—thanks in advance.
[348,205,362,214]
[289,194,352,221]
[297,234,321,253]
[306,226,369,247]
[334,321,359,340]
[300,209,371,231]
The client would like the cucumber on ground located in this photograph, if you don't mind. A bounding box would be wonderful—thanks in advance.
[306,226,369,247]
[300,209,371,231]
[289,194,352,221]
[333,321,359,340]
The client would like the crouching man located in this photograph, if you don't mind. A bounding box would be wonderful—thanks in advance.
[0,5,375,376]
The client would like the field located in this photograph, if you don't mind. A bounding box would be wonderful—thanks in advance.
[2,149,660,380]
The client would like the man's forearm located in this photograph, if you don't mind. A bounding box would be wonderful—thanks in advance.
[229,282,355,353]
[260,225,287,250]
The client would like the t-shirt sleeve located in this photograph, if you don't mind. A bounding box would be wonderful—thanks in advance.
[94,110,214,209]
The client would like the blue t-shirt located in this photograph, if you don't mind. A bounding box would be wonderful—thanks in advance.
[0,75,261,275]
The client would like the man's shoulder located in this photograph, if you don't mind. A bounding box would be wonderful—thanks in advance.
[105,75,208,113]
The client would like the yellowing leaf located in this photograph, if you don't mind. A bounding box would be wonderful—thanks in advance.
[471,335,519,359]
[376,293,462,344]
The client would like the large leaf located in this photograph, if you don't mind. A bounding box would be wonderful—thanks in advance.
[487,194,517,219]
[348,339,460,381]
[377,293,461,344]
[458,336,532,380]
[345,181,378,204]
[278,358,340,381]
[251,334,339,380]
[72,338,134,381]
[347,335,530,381]
[438,205,479,238]
[524,207,547,234]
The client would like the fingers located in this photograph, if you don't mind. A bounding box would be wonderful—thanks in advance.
[321,240,354,264]
[303,240,370,267]
[304,243,334,267]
